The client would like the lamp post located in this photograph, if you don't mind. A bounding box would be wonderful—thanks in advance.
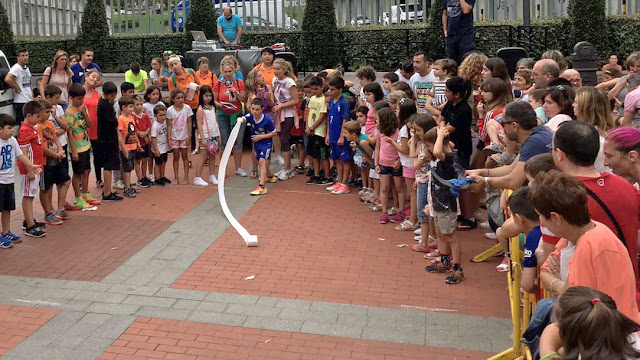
[523,0,530,26]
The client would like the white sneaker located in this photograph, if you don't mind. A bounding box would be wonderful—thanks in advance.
[235,168,248,177]
[278,169,291,181]
[193,177,208,187]
[148,174,155,181]
[275,155,284,166]
[414,235,422,242]
[479,221,490,229]
[485,232,497,240]
[209,175,218,185]
[114,180,124,189]
[496,257,509,272]
[274,169,284,178]
[414,228,422,236]
[286,169,295,179]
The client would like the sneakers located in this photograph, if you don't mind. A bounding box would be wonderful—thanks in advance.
[294,164,306,174]
[414,235,422,242]
[387,207,398,216]
[266,175,277,183]
[235,168,248,177]
[496,257,509,272]
[425,262,451,273]
[479,221,490,230]
[148,174,155,181]
[0,235,12,248]
[326,182,340,191]
[414,228,422,236]
[137,178,152,188]
[305,168,314,177]
[54,210,71,220]
[45,213,64,226]
[25,225,45,238]
[74,197,91,210]
[209,175,219,185]
[124,188,137,198]
[193,177,209,186]
[113,180,125,189]
[161,177,171,184]
[457,218,477,231]
[485,232,498,240]
[102,192,123,201]
[153,179,165,186]
[306,176,318,185]
[278,169,294,181]
[65,202,81,211]
[318,177,333,185]
[445,269,465,284]
[96,180,104,188]
[22,220,46,230]
[331,183,350,195]
[4,231,21,243]
[275,154,284,166]
[250,185,267,196]
[379,212,390,224]
[390,211,405,223]
[82,193,101,206]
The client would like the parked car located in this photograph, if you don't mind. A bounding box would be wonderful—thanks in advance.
[382,7,406,26]
[401,3,424,22]
[350,15,371,26]
[0,51,15,119]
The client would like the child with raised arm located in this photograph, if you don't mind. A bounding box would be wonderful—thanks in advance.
[150,104,170,186]
[240,98,278,196]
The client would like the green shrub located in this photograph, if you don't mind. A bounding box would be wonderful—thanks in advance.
[301,0,340,70]
[185,0,218,42]
[77,0,110,43]
[568,0,608,56]
[428,0,445,57]
[0,0,14,55]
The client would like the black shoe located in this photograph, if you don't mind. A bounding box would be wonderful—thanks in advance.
[102,192,123,202]
[294,165,306,174]
[161,177,171,184]
[330,167,337,177]
[145,177,154,186]
[25,225,46,238]
[124,188,137,198]
[319,177,334,185]
[306,168,314,177]
[154,179,165,186]
[306,176,318,185]
[22,219,46,230]
[137,179,150,188]
[457,218,477,231]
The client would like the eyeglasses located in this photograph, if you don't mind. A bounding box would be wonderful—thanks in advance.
[163,51,173,55]
[546,144,560,151]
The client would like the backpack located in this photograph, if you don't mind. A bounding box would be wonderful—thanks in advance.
[171,68,195,86]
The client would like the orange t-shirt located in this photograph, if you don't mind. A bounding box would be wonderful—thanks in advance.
[254,63,275,88]
[195,70,218,90]
[118,114,138,152]
[167,67,201,109]
[542,221,640,324]
[37,120,58,160]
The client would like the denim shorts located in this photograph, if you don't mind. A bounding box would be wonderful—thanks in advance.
[417,182,429,223]
[378,165,402,177]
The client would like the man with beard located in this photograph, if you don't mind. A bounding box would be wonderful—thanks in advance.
[465,101,553,191]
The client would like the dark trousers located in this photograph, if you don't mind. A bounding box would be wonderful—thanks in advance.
[446,31,476,66]
[13,102,25,128]
[91,139,103,182]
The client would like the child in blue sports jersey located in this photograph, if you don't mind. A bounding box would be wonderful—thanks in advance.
[240,98,278,196]
[325,76,352,195]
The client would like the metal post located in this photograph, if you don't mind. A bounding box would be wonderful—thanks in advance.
[281,0,285,31]
[523,0,530,26]
[297,0,301,27]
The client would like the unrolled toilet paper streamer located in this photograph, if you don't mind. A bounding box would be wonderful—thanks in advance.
[217,121,258,247]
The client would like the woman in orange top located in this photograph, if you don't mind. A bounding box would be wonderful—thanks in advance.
[253,47,276,87]
[195,57,218,89]
[167,56,201,110]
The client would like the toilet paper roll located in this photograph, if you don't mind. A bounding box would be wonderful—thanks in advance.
[186,82,198,101]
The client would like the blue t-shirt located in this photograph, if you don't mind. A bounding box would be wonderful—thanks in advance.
[245,113,275,149]
[71,62,102,84]
[523,226,542,268]
[519,126,553,163]
[327,96,350,143]
[217,14,243,43]
[443,0,476,36]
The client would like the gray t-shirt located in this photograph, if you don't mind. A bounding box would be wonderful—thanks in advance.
[9,63,32,104]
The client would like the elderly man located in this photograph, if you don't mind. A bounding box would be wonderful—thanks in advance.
[532,59,560,89]
[217,7,243,46]
[561,69,583,90]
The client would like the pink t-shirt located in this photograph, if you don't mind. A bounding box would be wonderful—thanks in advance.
[364,108,377,135]
[625,88,640,118]
[378,129,399,167]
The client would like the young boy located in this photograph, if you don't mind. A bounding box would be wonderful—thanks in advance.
[44,85,73,213]
[507,186,541,294]
[343,120,373,193]
[0,114,40,246]
[97,82,123,202]
[66,84,99,209]
[382,72,399,99]
[151,104,170,185]
[427,58,456,116]
[36,99,70,226]
[240,98,277,196]
[305,77,332,185]
[528,88,549,125]
[424,127,465,284]
[150,104,170,186]
[117,96,141,198]
[18,101,47,237]
[325,77,352,194]
[113,82,137,191]
[132,95,153,187]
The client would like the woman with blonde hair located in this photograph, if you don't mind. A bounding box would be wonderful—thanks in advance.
[541,49,568,72]
[39,50,73,109]
[219,55,243,81]
[573,87,614,173]
[271,58,299,180]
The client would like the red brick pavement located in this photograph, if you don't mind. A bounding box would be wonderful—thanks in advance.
[98,317,493,360]
[0,305,59,357]
[0,152,252,282]
[173,176,510,318]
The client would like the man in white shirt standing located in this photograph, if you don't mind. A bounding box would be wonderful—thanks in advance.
[4,48,32,127]
[410,51,437,114]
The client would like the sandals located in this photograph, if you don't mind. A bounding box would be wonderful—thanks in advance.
[395,219,416,231]
[424,249,441,259]
[369,203,382,212]
[250,170,258,179]
[411,243,429,253]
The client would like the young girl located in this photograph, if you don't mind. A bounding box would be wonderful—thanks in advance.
[143,85,162,180]
[344,120,374,198]
[149,58,165,90]
[354,106,372,197]
[194,86,221,187]
[426,58,456,117]
[390,98,417,229]
[363,82,385,136]
[574,87,615,173]
[539,286,640,360]
[513,68,533,102]
[481,57,514,102]
[544,85,576,132]
[132,95,153,187]
[375,108,404,224]
[166,89,193,184]
[291,81,307,174]
[478,78,510,148]
[363,100,390,210]
[245,68,276,178]
[272,58,299,181]
[387,90,408,113]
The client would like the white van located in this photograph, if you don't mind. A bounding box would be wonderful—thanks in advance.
[383,6,407,25]
[0,51,15,118]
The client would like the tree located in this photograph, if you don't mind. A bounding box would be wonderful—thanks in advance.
[0,0,13,46]
[185,0,218,41]
[427,0,445,58]
[302,0,341,70]
[568,0,608,56]
[77,0,110,42]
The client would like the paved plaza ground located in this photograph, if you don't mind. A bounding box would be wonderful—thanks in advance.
[0,150,512,359]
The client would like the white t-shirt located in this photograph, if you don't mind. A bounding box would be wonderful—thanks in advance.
[49,105,67,147]
[0,136,23,184]
[143,102,159,123]
[395,69,411,84]
[272,77,296,118]
[149,69,160,83]
[410,70,438,114]
[9,63,32,103]
[150,120,168,154]
[544,114,572,132]
[202,108,220,138]
[166,105,193,141]
[397,125,412,168]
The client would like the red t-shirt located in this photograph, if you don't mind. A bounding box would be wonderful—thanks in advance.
[213,78,245,114]
[17,122,44,174]
[133,112,152,146]
[84,90,100,141]
[480,107,504,146]
[577,173,640,306]
[290,100,305,137]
